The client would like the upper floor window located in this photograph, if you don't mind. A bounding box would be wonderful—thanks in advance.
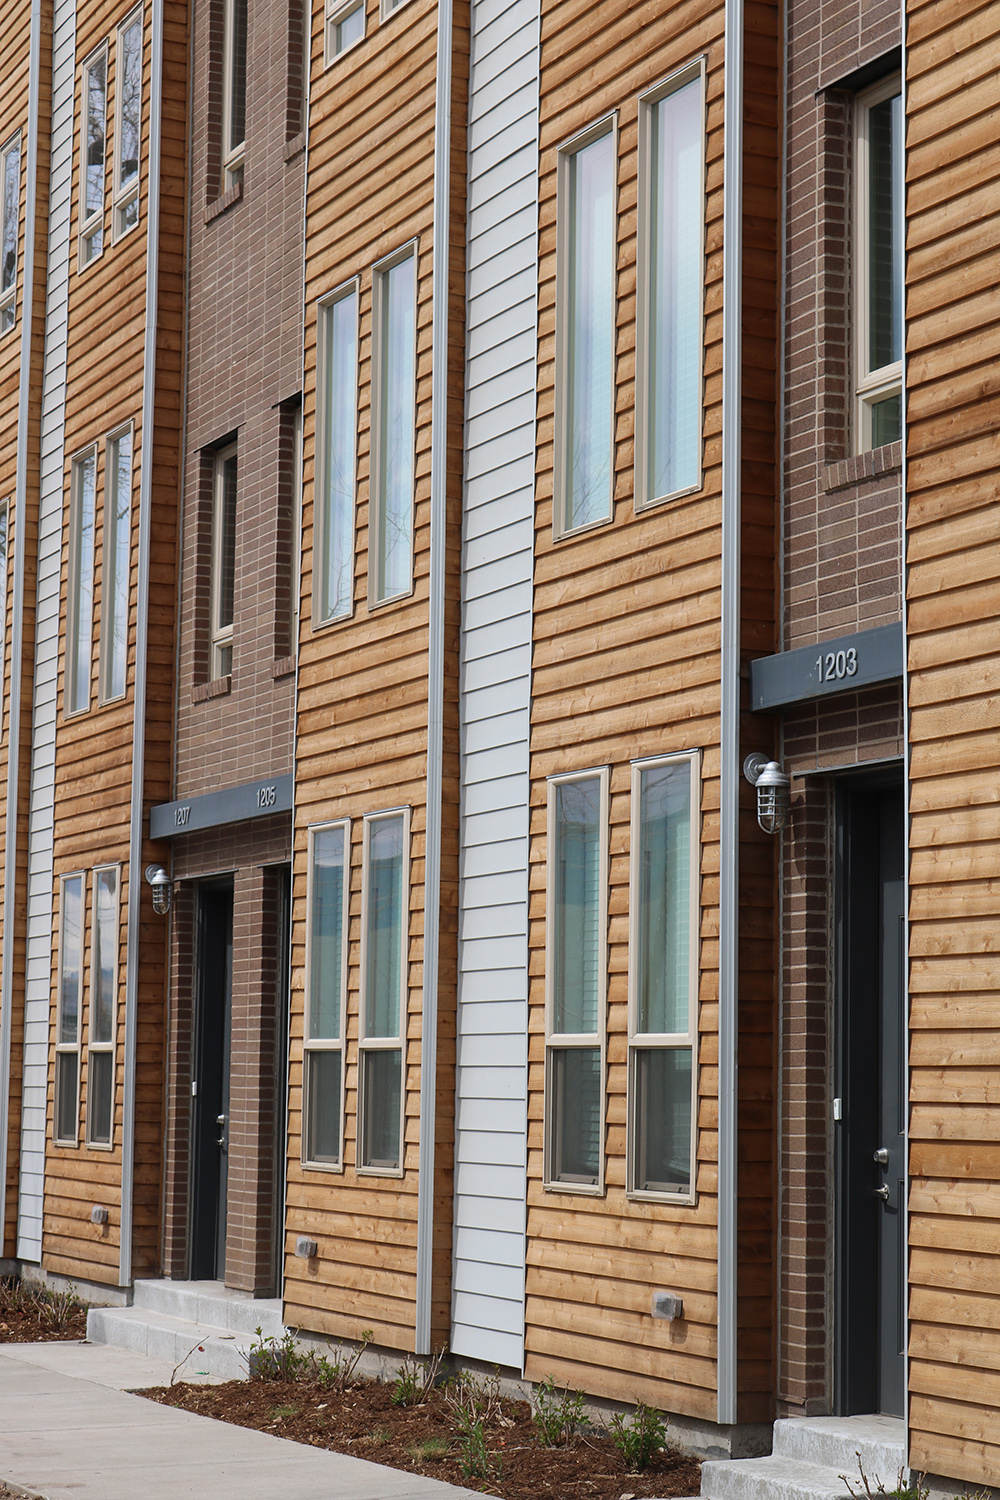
[67,448,97,715]
[635,66,704,509]
[325,0,364,63]
[210,444,238,678]
[222,0,248,189]
[370,247,415,606]
[113,9,142,238]
[316,284,357,623]
[79,50,107,266]
[855,76,902,451]
[1,133,21,329]
[100,425,132,701]
[555,120,616,537]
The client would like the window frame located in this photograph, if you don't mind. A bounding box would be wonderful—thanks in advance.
[369,243,417,610]
[78,47,107,269]
[100,422,133,703]
[379,0,414,24]
[853,73,903,453]
[209,442,237,680]
[543,767,609,1195]
[626,749,700,1204]
[634,60,706,513]
[87,863,119,1149]
[357,806,409,1178]
[289,399,303,650]
[66,445,98,717]
[302,820,350,1171]
[221,0,248,190]
[112,7,143,242]
[314,280,359,626]
[55,872,86,1148]
[553,113,618,541]
[1,131,22,327]
[325,0,365,65]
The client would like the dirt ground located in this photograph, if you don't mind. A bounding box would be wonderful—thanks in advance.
[0,1280,88,1344]
[141,1375,702,1500]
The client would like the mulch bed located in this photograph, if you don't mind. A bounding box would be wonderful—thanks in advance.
[0,1280,88,1344]
[140,1376,702,1500]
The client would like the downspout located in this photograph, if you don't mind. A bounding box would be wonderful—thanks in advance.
[120,0,164,1286]
[415,0,454,1355]
[899,0,909,1469]
[0,0,43,1255]
[718,0,744,1429]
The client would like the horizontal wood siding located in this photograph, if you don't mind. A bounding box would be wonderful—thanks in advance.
[452,0,539,1371]
[905,0,1000,1481]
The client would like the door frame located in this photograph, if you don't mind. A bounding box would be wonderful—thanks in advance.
[833,764,906,1416]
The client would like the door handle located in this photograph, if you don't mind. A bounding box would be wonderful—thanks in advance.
[874,1184,890,1201]
[216,1113,226,1148]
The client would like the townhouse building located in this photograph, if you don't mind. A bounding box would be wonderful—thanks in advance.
[0,0,998,1487]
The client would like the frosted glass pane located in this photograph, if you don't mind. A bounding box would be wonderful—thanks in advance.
[118,20,141,192]
[549,1047,601,1184]
[648,79,701,498]
[565,131,614,530]
[320,293,356,620]
[93,869,116,1044]
[105,429,131,698]
[362,1049,401,1169]
[60,876,83,1045]
[633,1047,692,1193]
[552,778,601,1035]
[306,1049,342,1163]
[365,816,404,1037]
[636,761,692,1035]
[375,256,415,600]
[70,455,96,712]
[309,826,345,1039]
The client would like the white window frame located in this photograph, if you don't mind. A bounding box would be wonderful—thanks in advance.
[553,113,618,540]
[1,131,22,327]
[302,820,350,1171]
[626,749,700,1203]
[78,49,107,268]
[357,807,409,1177]
[314,281,358,626]
[87,864,119,1149]
[544,768,609,1194]
[221,0,247,190]
[325,0,365,64]
[55,873,86,1148]
[854,74,903,453]
[379,0,413,23]
[67,446,98,716]
[634,60,705,512]
[100,422,132,702]
[369,243,417,609]
[210,442,237,679]
[112,8,142,240]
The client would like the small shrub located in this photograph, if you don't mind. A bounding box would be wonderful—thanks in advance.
[444,1368,507,1480]
[531,1375,586,1446]
[609,1402,667,1471]
[247,1327,306,1382]
[392,1346,447,1406]
[453,1405,500,1481]
[310,1328,374,1391]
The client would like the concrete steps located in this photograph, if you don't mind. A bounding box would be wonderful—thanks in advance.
[701,1415,905,1500]
[86,1279,284,1382]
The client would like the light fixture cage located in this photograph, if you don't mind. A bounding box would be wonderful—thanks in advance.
[144,863,172,916]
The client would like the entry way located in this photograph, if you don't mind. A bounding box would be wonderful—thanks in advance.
[836,779,905,1417]
[190,882,234,1281]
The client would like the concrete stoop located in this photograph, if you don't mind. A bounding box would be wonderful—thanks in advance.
[86,1279,283,1382]
[700,1415,906,1500]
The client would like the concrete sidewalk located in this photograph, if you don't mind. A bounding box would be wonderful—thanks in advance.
[0,1341,482,1500]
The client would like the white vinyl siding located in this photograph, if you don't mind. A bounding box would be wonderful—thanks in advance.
[112,8,142,238]
[453,0,538,1371]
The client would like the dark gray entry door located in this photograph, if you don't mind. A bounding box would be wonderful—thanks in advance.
[190,882,233,1282]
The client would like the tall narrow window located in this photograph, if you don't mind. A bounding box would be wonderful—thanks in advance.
[101,426,131,701]
[79,51,107,266]
[0,501,8,660]
[303,822,349,1167]
[359,810,407,1172]
[210,444,237,678]
[545,771,608,1189]
[855,77,902,451]
[87,866,117,1147]
[222,0,248,189]
[555,122,616,536]
[370,249,415,606]
[636,67,704,508]
[316,285,357,623]
[67,448,97,714]
[326,0,364,62]
[55,874,85,1146]
[628,752,699,1200]
[113,10,142,238]
[1,133,21,327]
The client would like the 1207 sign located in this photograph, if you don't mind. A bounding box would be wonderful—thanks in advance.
[815,646,858,684]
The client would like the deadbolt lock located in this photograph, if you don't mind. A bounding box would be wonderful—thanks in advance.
[873,1147,889,1164]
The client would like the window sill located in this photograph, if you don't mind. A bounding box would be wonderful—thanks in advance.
[272,655,296,680]
[192,675,231,703]
[204,180,243,223]
[823,441,902,493]
[283,132,305,162]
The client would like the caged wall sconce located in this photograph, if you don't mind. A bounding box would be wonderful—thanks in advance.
[743,752,791,835]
